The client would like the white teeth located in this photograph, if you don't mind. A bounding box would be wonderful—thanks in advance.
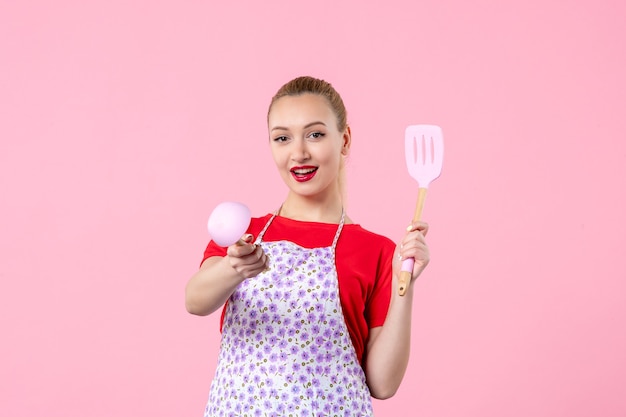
[293,168,316,175]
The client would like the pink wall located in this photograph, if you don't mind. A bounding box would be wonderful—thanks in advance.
[1,1,625,416]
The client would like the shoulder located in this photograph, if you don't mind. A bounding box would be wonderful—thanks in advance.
[340,224,395,252]
[249,214,274,230]
[335,224,396,275]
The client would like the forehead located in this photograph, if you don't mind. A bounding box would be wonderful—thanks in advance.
[268,94,336,128]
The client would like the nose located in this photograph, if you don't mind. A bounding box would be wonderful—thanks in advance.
[291,138,310,163]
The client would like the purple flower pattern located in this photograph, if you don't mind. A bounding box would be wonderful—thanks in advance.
[205,236,373,417]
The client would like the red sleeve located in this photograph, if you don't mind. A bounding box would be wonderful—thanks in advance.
[366,243,394,328]
[201,240,227,266]
[334,228,395,364]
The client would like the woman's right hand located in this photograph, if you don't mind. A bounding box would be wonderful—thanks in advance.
[226,234,270,279]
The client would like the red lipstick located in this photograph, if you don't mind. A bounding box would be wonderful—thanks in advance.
[290,166,318,182]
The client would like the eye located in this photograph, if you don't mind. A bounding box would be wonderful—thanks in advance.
[273,135,289,143]
[308,132,326,140]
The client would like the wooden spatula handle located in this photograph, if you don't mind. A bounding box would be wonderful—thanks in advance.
[398,187,428,296]
[398,270,412,296]
[413,187,427,224]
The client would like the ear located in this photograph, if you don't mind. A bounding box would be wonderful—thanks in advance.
[341,126,352,155]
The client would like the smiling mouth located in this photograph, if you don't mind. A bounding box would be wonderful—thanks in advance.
[290,166,318,182]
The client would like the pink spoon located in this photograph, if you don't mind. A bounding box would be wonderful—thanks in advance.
[207,201,252,247]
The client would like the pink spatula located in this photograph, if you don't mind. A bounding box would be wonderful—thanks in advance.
[398,125,444,296]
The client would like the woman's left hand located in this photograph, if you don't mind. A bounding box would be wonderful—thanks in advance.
[393,221,430,282]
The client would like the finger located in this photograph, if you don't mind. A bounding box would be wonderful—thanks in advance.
[239,246,266,268]
[261,252,270,270]
[401,233,425,252]
[406,221,429,236]
[227,242,256,258]
[400,238,429,262]
[253,245,265,261]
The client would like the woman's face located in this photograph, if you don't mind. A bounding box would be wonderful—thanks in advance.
[268,93,350,200]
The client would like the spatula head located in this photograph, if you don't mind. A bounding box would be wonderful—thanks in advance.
[405,124,444,188]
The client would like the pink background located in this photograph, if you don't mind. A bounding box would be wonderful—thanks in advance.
[1,1,625,416]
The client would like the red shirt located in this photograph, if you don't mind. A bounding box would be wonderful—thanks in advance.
[202,214,395,364]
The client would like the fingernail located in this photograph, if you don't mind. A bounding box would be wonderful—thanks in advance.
[406,224,413,231]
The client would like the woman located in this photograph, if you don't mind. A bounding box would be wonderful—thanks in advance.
[186,76,430,416]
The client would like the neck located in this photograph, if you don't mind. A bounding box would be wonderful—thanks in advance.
[278,192,344,224]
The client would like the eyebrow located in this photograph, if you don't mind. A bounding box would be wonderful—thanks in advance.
[270,121,327,132]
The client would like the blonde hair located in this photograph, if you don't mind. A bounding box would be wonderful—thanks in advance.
[268,76,350,203]
[268,76,348,132]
